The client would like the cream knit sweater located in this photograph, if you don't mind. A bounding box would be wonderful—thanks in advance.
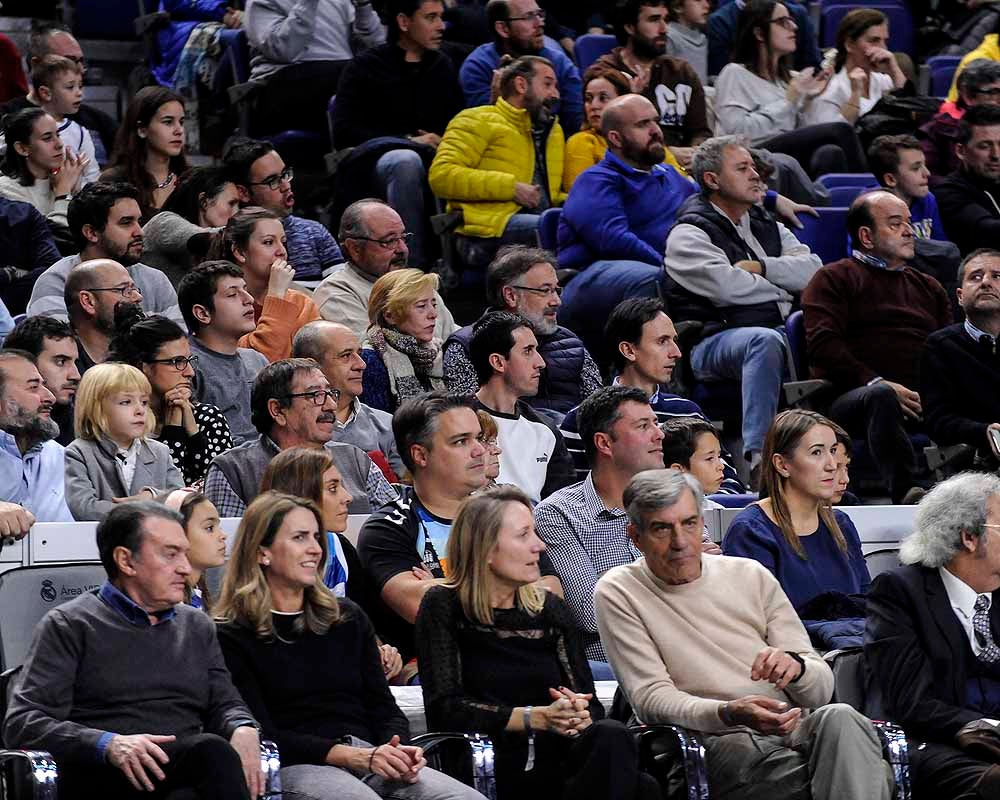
[594,554,833,733]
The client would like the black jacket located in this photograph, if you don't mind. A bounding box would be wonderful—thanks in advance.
[935,167,1000,256]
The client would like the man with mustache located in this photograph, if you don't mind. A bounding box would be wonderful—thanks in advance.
[25,182,184,328]
[0,349,72,521]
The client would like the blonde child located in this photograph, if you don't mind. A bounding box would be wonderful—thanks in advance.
[32,54,99,185]
[65,362,183,521]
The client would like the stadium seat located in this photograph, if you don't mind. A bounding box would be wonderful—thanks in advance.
[538,207,561,251]
[817,173,877,190]
[826,185,875,206]
[864,546,902,578]
[928,54,962,98]
[820,4,914,56]
[574,34,617,71]
[707,492,758,508]
[795,207,850,265]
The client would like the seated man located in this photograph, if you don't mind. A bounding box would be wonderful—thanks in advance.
[459,0,582,132]
[429,55,565,270]
[223,139,345,281]
[595,469,892,800]
[25,182,184,327]
[332,0,464,267]
[923,248,1000,466]
[470,311,575,503]
[663,135,821,478]
[707,0,819,78]
[866,472,1000,800]
[597,0,711,170]
[0,349,71,521]
[534,385,667,662]
[292,320,405,477]
[802,191,951,503]
[312,199,456,340]
[178,260,269,446]
[869,134,947,242]
[64,259,142,374]
[936,103,1000,256]
[0,195,60,315]
[5,315,80,445]
[3,501,262,800]
[203,357,396,517]
[443,244,602,418]
[559,297,745,491]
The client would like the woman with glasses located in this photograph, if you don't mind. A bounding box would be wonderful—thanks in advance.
[108,305,233,484]
[210,205,321,361]
[476,410,503,492]
[715,0,868,178]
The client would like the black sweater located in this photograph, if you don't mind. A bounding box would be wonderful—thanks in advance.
[935,167,1000,256]
[217,600,409,767]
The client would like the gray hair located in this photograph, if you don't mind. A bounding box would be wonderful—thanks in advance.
[958,59,1000,99]
[690,135,751,190]
[899,472,1000,568]
[338,198,389,242]
[292,320,334,363]
[623,469,705,530]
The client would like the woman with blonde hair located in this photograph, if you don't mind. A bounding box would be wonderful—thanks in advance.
[415,486,658,800]
[475,409,503,492]
[360,268,444,412]
[215,491,484,800]
[64,362,183,521]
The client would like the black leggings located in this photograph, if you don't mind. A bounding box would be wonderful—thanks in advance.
[762,121,868,179]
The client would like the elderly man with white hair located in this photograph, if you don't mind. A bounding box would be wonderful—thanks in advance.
[866,471,1000,799]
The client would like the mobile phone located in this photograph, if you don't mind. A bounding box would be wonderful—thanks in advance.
[990,427,1000,454]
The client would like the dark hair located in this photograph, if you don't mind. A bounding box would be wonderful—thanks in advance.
[469,311,533,386]
[222,137,275,188]
[846,191,877,249]
[97,500,183,580]
[27,20,72,61]
[208,206,282,263]
[577,384,649,463]
[487,0,512,43]
[0,349,36,400]
[498,55,555,99]
[378,0,433,42]
[162,166,236,224]
[732,0,791,83]
[957,103,1000,146]
[485,245,555,308]
[959,247,1000,282]
[250,357,320,436]
[868,134,922,186]
[107,306,186,368]
[177,260,245,334]
[957,59,1000,107]
[604,297,667,373]
[2,107,49,186]
[612,0,669,45]
[392,391,478,471]
[4,315,74,355]
[834,8,887,72]
[582,63,631,97]
[661,417,719,468]
[67,181,141,250]
[106,86,189,210]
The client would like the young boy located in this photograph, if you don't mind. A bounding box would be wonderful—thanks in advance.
[661,416,727,496]
[32,55,99,185]
[868,133,947,242]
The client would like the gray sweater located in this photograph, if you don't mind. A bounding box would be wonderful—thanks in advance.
[189,338,270,446]
[714,63,809,144]
[142,211,221,288]
[665,23,708,85]
[3,589,254,765]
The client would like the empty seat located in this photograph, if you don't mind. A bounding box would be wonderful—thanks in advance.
[795,206,849,265]
[574,34,617,71]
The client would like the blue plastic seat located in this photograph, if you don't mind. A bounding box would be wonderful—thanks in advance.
[574,34,617,71]
[827,185,875,206]
[538,208,561,252]
[817,173,877,189]
[928,54,962,98]
[795,207,850,265]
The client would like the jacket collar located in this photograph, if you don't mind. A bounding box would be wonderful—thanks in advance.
[494,97,532,133]
[922,566,976,694]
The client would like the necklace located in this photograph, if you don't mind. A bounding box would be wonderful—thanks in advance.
[155,171,175,190]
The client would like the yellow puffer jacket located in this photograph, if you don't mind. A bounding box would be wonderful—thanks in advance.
[947,33,1000,102]
[429,98,566,239]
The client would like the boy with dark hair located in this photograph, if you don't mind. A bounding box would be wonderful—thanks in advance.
[868,134,947,241]
[660,416,725,495]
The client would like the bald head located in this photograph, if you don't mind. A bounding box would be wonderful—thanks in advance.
[601,94,665,170]
[64,259,137,327]
[292,320,365,403]
[848,190,915,268]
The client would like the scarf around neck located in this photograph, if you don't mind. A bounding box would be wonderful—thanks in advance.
[367,325,445,402]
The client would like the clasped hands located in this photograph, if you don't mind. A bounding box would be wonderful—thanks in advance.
[720,647,805,735]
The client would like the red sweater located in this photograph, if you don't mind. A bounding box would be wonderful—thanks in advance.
[801,257,952,391]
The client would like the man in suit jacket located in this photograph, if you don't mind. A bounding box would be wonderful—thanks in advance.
[866,471,1000,798]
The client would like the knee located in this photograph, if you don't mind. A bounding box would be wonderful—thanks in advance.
[380,148,425,177]
[744,327,786,360]
[865,381,902,411]
[182,733,244,772]
[587,719,639,753]
[812,703,879,742]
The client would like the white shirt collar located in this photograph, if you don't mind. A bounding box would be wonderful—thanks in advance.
[939,565,982,622]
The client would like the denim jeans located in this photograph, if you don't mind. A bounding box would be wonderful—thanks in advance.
[375,149,428,267]
[690,327,787,457]
[455,213,540,270]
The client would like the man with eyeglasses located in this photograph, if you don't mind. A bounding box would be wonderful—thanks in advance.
[26,182,185,329]
[443,244,601,420]
[224,138,345,281]
[204,357,397,518]
[459,0,582,132]
[313,199,458,340]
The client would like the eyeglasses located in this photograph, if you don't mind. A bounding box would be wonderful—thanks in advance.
[250,167,294,191]
[146,355,200,371]
[348,232,414,250]
[769,16,797,29]
[511,284,562,297]
[284,388,341,406]
[507,8,545,22]
[87,283,141,298]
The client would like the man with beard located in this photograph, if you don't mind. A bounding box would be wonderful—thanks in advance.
[25,182,184,327]
[936,104,1000,256]
[443,245,602,420]
[459,0,582,132]
[597,0,712,170]
[63,260,143,375]
[313,199,457,340]
[430,55,564,270]
[0,349,71,521]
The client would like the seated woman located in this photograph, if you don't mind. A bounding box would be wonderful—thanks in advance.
[211,206,321,361]
[416,486,659,800]
[142,165,241,286]
[65,362,184,521]
[806,9,907,127]
[723,409,870,649]
[108,306,233,485]
[214,491,484,800]
[360,268,444,413]
[715,0,868,178]
[163,488,226,609]
[476,409,503,492]
[101,86,189,220]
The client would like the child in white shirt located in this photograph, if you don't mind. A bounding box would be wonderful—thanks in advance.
[32,54,99,186]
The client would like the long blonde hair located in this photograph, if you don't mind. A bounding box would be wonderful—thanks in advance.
[445,485,544,625]
[74,362,156,440]
[213,491,340,638]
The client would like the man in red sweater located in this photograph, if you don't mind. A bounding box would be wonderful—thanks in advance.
[802,191,952,503]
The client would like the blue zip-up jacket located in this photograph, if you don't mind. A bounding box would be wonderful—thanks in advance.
[556,149,697,270]
[153,0,228,87]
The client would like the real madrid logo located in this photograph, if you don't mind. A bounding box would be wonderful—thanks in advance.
[40,579,57,603]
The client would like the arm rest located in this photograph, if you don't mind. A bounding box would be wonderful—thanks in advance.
[631,724,709,800]
[259,739,281,799]
[0,749,58,799]
[411,732,494,797]
[924,443,973,474]
[871,720,911,800]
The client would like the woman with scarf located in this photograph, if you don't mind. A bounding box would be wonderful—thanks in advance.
[360,269,445,413]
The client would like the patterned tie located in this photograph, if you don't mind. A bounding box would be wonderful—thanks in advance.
[974,595,1000,663]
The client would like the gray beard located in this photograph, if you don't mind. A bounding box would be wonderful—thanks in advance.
[1,414,59,448]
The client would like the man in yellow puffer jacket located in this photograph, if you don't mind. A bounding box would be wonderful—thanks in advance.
[429,55,565,269]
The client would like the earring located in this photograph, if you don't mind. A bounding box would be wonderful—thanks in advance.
[262,559,270,566]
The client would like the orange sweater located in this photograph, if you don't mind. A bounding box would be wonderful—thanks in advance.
[239,289,321,362]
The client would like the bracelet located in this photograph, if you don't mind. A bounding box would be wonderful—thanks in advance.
[523,706,535,771]
[368,745,380,772]
[719,701,735,726]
